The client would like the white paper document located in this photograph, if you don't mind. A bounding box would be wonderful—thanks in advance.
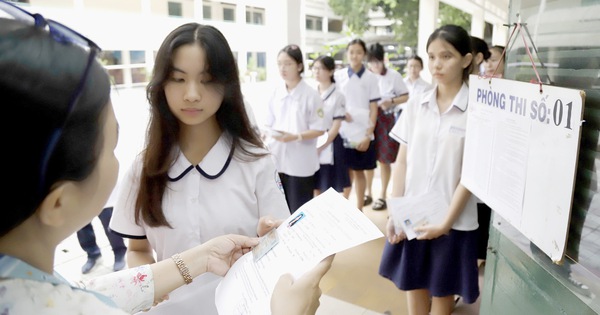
[387,192,448,240]
[339,107,371,148]
[214,188,384,315]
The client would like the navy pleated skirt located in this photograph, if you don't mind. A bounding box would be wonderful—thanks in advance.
[315,135,351,192]
[378,229,480,304]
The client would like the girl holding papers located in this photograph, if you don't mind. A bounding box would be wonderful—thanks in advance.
[334,39,381,210]
[379,24,480,315]
[265,44,327,213]
[312,55,351,198]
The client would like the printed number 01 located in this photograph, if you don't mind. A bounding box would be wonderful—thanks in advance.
[552,99,573,130]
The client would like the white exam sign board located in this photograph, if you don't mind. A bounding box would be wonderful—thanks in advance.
[462,75,585,263]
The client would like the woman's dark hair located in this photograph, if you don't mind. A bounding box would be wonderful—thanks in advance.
[367,42,385,62]
[279,44,304,74]
[408,55,424,68]
[471,36,491,61]
[313,55,336,83]
[347,38,367,53]
[141,23,265,227]
[0,18,110,236]
[427,24,473,82]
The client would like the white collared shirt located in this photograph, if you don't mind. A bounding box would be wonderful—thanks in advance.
[389,83,477,231]
[316,83,346,164]
[404,76,433,97]
[109,132,289,315]
[377,68,409,100]
[265,79,326,176]
[335,66,380,141]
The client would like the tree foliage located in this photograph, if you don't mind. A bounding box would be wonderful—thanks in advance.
[328,0,473,48]
[439,2,472,32]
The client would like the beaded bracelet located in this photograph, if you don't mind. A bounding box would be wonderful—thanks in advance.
[171,253,193,284]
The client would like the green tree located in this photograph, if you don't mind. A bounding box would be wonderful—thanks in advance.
[438,2,471,31]
[328,0,473,48]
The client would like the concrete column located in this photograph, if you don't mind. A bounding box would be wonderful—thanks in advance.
[193,0,203,20]
[418,0,439,83]
[471,7,485,38]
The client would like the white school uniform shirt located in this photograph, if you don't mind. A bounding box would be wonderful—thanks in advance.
[109,132,289,315]
[399,77,432,112]
[376,68,409,113]
[265,78,327,176]
[334,66,380,141]
[404,76,433,97]
[389,83,477,231]
[316,83,346,165]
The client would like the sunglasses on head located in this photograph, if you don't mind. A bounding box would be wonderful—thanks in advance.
[0,0,102,195]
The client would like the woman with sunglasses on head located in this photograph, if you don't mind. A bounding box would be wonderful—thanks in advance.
[0,3,332,314]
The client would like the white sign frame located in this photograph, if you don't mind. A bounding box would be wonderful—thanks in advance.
[462,75,585,262]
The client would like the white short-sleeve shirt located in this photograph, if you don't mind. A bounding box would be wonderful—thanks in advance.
[320,83,346,128]
[378,68,409,100]
[265,79,326,176]
[317,83,346,164]
[335,66,380,141]
[109,132,289,315]
[404,77,433,97]
[389,83,477,231]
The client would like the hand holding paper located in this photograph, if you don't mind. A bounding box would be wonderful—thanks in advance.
[215,188,383,315]
[387,192,448,241]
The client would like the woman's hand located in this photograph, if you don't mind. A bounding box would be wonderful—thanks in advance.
[271,255,335,315]
[202,234,259,276]
[355,137,371,152]
[257,215,284,237]
[385,217,406,244]
[273,131,299,143]
[379,98,394,110]
[344,112,354,123]
[414,223,450,241]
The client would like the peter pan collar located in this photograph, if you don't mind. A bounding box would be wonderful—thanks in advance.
[168,132,235,181]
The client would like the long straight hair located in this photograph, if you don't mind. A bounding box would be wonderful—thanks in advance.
[138,23,266,227]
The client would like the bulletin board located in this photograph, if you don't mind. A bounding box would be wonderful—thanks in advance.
[462,75,585,262]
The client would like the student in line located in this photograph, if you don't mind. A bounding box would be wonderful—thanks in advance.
[379,24,479,315]
[470,36,491,76]
[403,55,433,101]
[109,24,294,314]
[0,4,331,314]
[335,39,380,211]
[484,45,506,78]
[312,55,351,198]
[265,44,327,213]
[365,43,409,211]
[399,55,433,123]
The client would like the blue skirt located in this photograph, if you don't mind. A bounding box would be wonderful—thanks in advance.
[315,135,351,192]
[344,140,376,170]
[378,229,480,304]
